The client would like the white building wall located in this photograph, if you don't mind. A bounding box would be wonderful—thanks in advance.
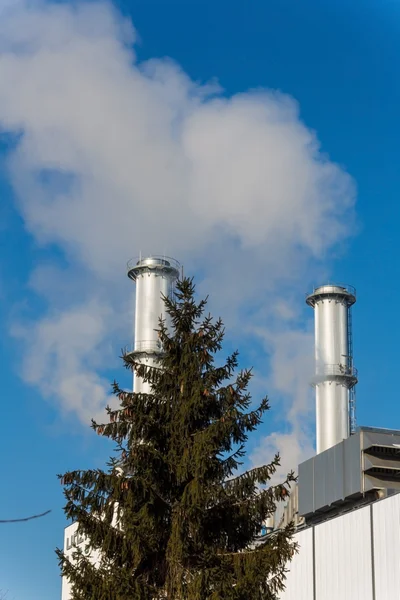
[373,492,400,599]
[314,506,373,600]
[280,493,400,600]
[280,528,313,600]
[61,522,100,600]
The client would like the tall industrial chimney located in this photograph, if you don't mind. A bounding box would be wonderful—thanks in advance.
[306,285,357,454]
[127,255,180,393]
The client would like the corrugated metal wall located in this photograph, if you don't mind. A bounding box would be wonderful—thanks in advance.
[280,492,400,600]
[373,493,400,599]
[280,528,314,600]
[315,506,373,600]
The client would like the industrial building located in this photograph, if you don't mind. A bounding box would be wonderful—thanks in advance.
[62,260,400,599]
[277,284,400,598]
[280,490,400,600]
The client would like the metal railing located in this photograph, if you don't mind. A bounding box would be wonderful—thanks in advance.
[312,364,358,391]
[306,284,356,302]
[315,364,358,379]
[127,255,181,273]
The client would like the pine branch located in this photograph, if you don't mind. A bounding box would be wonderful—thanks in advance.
[223,459,281,488]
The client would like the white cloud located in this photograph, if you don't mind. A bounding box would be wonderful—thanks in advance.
[249,326,315,479]
[251,430,314,487]
[0,0,355,462]
[12,300,115,423]
[264,329,314,421]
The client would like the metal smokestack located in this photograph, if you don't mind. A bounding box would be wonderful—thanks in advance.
[127,255,180,393]
[306,285,357,454]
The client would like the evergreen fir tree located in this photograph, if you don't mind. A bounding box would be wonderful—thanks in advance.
[57,278,297,600]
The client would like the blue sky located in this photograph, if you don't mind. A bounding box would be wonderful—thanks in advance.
[0,0,399,598]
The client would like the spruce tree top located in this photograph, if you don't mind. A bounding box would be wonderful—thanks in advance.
[57,277,296,600]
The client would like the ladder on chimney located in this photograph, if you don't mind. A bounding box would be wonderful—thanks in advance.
[348,306,356,435]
